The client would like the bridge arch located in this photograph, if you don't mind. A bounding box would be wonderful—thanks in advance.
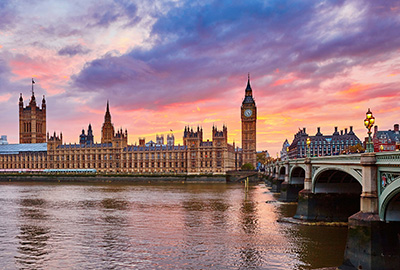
[312,167,362,194]
[380,180,400,221]
[278,166,285,180]
[289,166,305,185]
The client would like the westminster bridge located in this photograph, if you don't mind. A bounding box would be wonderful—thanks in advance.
[265,152,400,270]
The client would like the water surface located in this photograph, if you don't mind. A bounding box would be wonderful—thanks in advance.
[0,182,347,269]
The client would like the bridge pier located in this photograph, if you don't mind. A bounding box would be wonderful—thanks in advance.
[267,152,400,268]
[341,212,400,270]
[294,191,360,221]
[264,171,273,187]
[271,178,284,193]
[279,182,303,202]
[294,157,360,221]
[341,153,400,269]
[270,164,281,192]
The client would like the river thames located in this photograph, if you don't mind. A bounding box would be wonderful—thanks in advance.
[0,182,347,269]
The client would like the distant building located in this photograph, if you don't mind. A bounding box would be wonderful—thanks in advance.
[156,135,164,145]
[79,124,94,145]
[372,124,400,152]
[280,139,290,160]
[19,84,46,143]
[288,126,362,159]
[256,150,270,171]
[0,98,236,174]
[1,78,256,174]
[0,135,8,145]
[167,134,174,146]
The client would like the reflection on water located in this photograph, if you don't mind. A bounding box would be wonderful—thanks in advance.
[16,197,50,270]
[0,182,347,269]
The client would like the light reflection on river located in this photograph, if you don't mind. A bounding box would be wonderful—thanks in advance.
[0,182,347,269]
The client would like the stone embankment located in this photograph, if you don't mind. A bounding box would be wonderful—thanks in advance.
[0,174,227,183]
[0,171,263,184]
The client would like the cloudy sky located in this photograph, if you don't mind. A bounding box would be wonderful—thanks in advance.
[1,0,400,155]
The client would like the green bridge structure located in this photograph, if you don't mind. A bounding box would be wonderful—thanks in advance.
[265,152,400,270]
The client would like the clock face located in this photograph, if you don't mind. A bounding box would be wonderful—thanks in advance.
[244,109,252,117]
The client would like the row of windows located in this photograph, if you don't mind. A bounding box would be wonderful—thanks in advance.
[49,152,187,160]
[50,161,187,169]
[298,146,346,157]
[0,155,46,162]
[1,151,228,164]
[1,163,46,169]
[300,146,346,151]
[298,140,359,146]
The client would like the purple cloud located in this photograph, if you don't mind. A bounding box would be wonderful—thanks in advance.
[58,45,91,56]
[86,0,140,28]
[0,0,17,30]
[68,0,400,113]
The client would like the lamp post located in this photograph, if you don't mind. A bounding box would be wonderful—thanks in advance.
[306,137,311,158]
[364,108,375,153]
[286,146,289,160]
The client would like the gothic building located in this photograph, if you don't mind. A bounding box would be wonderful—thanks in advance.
[1,97,236,174]
[101,101,115,144]
[79,124,94,145]
[241,74,257,168]
[19,81,46,144]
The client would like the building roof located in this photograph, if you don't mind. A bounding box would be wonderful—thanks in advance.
[58,143,112,149]
[0,143,47,154]
[375,130,400,144]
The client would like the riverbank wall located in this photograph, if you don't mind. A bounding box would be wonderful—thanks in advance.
[0,174,229,183]
[0,170,263,184]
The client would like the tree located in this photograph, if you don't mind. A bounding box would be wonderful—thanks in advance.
[343,143,365,154]
[241,163,255,170]
[257,152,267,164]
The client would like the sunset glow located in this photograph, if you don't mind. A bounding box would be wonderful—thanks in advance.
[1,0,400,156]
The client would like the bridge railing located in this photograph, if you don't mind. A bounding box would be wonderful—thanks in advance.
[376,151,400,164]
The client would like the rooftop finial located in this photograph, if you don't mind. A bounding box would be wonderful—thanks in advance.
[245,73,252,92]
[106,100,109,112]
[32,78,35,96]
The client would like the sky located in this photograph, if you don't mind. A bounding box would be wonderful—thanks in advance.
[1,0,400,156]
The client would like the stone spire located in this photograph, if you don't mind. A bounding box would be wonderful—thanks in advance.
[101,100,115,144]
[104,100,111,122]
[242,73,255,104]
[245,73,252,94]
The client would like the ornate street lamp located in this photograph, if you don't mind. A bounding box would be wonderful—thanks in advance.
[364,108,375,152]
[306,137,311,158]
[286,146,289,160]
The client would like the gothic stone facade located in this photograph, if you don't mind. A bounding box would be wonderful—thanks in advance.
[19,91,46,144]
[1,101,235,174]
[241,76,257,168]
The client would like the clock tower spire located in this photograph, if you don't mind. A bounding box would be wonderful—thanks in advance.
[241,74,257,168]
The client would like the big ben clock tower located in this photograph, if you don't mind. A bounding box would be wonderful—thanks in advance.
[241,74,257,168]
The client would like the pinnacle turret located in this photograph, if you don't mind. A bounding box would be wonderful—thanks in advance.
[245,73,252,92]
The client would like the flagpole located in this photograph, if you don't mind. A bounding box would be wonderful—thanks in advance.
[31,78,35,96]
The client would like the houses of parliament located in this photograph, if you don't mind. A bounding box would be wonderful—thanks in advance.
[0,77,257,174]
